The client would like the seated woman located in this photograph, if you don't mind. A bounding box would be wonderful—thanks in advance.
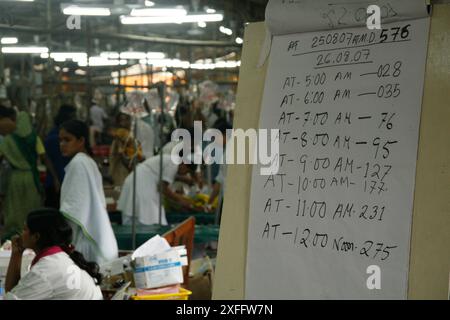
[4,208,103,300]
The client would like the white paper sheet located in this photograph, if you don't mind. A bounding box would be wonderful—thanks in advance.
[246,17,430,299]
[266,0,428,35]
[131,235,170,260]
[258,0,429,67]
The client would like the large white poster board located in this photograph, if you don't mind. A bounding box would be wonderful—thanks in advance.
[246,16,430,299]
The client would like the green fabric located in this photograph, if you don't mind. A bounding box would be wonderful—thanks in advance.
[60,210,97,244]
[1,168,42,235]
[11,112,42,192]
[61,210,106,261]
[0,139,32,171]
[0,112,42,235]
[11,133,41,193]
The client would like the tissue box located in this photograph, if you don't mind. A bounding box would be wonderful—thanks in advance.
[133,249,183,289]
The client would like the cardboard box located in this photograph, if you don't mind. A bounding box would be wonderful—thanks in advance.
[133,249,184,289]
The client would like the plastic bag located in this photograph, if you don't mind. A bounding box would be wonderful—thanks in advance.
[121,91,148,118]
[198,80,218,105]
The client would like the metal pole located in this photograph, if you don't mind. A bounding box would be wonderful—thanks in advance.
[158,83,166,225]
[0,43,4,82]
[214,190,223,225]
[117,69,121,108]
[187,47,192,85]
[85,20,92,117]
[131,117,138,249]
[207,163,212,187]
[46,0,52,64]
[116,21,121,110]
[150,64,153,86]
[46,0,53,110]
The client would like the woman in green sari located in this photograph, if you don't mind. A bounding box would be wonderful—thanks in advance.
[0,111,59,237]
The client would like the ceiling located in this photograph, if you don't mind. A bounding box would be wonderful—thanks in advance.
[0,0,268,63]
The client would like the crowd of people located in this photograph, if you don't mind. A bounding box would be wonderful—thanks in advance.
[0,91,233,299]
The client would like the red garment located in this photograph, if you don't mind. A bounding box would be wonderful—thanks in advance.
[30,246,63,268]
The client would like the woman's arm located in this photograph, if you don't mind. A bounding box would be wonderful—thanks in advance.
[5,235,25,292]
[160,181,193,210]
[208,182,221,205]
[174,173,195,186]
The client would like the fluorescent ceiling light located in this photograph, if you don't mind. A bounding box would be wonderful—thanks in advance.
[78,57,127,67]
[190,63,215,70]
[141,58,190,68]
[215,61,240,68]
[120,51,147,59]
[102,51,165,60]
[183,14,223,22]
[45,52,87,62]
[235,37,243,44]
[121,13,223,24]
[190,60,241,70]
[131,8,187,17]
[198,21,206,28]
[2,46,48,54]
[138,58,241,70]
[75,69,86,76]
[62,5,111,16]
[1,37,18,44]
[206,8,216,14]
[219,26,233,36]
[100,52,120,59]
[196,58,213,64]
[145,1,155,6]
[146,52,165,59]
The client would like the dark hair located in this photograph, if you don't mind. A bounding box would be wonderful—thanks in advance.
[186,163,198,173]
[26,208,102,285]
[59,119,92,155]
[0,105,16,120]
[115,112,130,126]
[54,104,77,127]
[177,104,189,116]
[212,118,232,135]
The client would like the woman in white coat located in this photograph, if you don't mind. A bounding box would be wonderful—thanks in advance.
[59,119,118,265]
[118,154,196,226]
